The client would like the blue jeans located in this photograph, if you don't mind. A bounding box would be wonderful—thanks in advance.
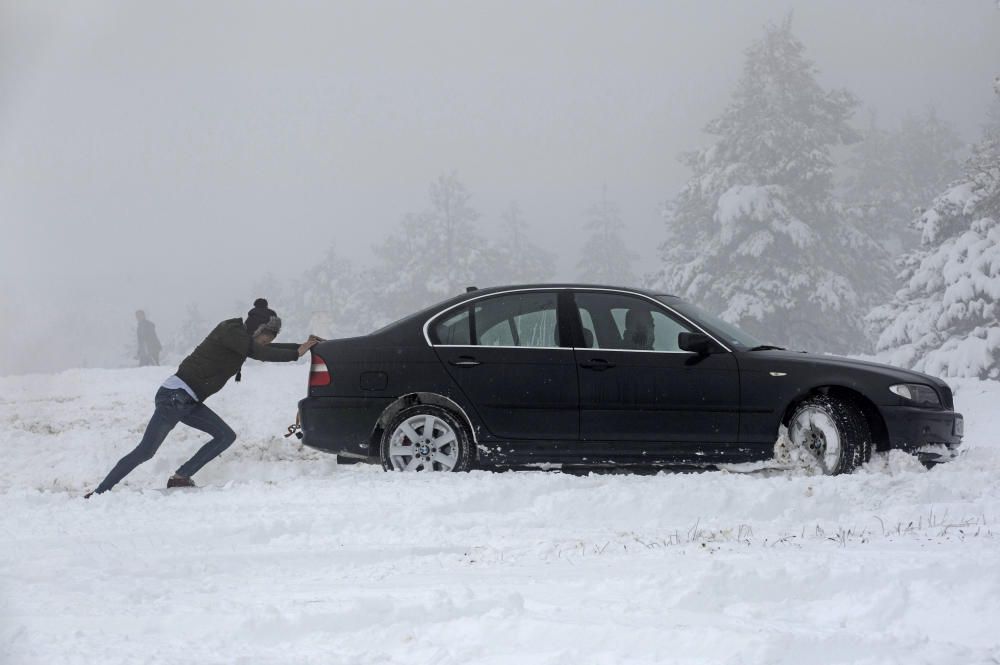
[95,387,237,493]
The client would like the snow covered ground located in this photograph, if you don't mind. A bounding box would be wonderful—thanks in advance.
[2,364,999,664]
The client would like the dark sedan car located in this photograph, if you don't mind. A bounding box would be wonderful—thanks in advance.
[298,285,963,474]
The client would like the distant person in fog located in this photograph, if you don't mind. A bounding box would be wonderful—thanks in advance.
[87,299,321,497]
[135,310,162,366]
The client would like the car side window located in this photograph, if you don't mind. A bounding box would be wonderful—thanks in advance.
[474,292,559,348]
[432,308,471,345]
[574,292,692,352]
[578,309,598,348]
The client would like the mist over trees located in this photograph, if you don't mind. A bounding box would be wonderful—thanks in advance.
[869,105,1000,378]
[495,203,555,286]
[94,15,997,381]
[650,18,881,354]
[288,251,372,340]
[255,173,556,341]
[577,187,638,285]
[642,16,998,373]
[368,173,492,324]
[170,303,207,360]
[844,108,963,257]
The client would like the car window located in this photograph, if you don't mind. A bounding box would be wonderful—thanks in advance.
[578,308,597,348]
[432,308,471,345]
[575,292,692,352]
[474,292,559,348]
[658,296,761,350]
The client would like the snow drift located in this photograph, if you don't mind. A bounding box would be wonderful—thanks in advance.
[2,364,999,664]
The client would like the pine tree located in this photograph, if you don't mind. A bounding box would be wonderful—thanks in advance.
[493,202,555,284]
[651,17,878,353]
[577,186,637,285]
[869,101,1000,378]
[370,173,499,323]
[844,108,962,257]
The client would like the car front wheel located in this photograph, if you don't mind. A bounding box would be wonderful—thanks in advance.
[380,405,474,472]
[788,396,872,474]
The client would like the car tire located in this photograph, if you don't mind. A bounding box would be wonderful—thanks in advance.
[380,404,474,472]
[788,396,873,475]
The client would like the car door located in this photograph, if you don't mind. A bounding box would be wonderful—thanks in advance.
[430,290,578,440]
[572,290,740,444]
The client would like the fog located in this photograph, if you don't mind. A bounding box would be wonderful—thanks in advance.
[2,0,998,375]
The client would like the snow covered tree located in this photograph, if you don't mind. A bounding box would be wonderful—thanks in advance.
[577,187,638,285]
[869,101,1000,378]
[492,202,555,284]
[651,17,880,353]
[369,173,500,323]
[843,109,962,257]
[286,247,374,339]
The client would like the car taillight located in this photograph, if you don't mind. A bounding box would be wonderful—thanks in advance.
[309,354,330,387]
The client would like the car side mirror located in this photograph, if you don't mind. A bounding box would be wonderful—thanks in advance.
[678,332,715,355]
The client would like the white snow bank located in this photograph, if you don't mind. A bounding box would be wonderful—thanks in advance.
[0,363,330,493]
[1,366,999,664]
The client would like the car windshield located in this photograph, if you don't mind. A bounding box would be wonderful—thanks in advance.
[656,296,764,351]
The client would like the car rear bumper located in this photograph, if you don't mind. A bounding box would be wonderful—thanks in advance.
[298,396,391,458]
[881,405,963,461]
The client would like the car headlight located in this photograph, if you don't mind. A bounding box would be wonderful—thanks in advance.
[889,383,941,406]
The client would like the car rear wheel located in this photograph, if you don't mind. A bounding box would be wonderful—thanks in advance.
[380,405,474,472]
[788,396,872,475]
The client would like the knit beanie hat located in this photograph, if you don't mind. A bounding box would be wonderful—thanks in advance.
[245,298,282,337]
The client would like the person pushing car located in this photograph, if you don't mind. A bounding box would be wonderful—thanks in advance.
[86,299,320,497]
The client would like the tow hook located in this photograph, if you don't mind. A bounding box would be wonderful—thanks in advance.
[284,411,303,440]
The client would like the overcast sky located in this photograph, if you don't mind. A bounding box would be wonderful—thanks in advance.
[1,0,998,374]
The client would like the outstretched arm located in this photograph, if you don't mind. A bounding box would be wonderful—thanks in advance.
[248,338,319,362]
[266,335,324,353]
[248,343,298,362]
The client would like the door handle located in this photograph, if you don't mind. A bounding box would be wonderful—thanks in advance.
[580,358,615,370]
[449,356,481,367]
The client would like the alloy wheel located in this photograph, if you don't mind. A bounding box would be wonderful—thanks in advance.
[387,413,460,472]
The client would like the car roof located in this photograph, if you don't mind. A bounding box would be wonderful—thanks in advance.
[453,283,674,301]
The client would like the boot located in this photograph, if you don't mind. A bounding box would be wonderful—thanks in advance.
[167,474,196,489]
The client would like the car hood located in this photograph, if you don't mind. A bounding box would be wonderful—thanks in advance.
[746,349,950,389]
